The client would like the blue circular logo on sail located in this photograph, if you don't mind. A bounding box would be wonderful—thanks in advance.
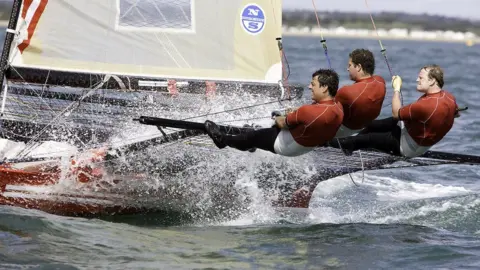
[241,4,266,35]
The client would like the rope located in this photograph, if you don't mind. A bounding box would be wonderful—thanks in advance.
[277,38,292,99]
[359,150,365,183]
[311,0,332,69]
[271,0,292,99]
[335,137,360,186]
[16,75,112,158]
[364,0,404,106]
[180,97,296,121]
[364,0,393,77]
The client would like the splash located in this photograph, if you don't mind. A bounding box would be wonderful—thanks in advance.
[307,172,480,232]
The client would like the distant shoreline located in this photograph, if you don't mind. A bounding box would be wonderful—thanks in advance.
[282,31,480,44]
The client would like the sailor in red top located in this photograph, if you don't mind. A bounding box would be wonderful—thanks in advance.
[204,69,343,157]
[334,49,386,138]
[397,67,458,157]
[328,64,459,158]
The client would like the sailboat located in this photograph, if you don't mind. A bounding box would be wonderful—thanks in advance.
[0,0,306,218]
[0,0,478,219]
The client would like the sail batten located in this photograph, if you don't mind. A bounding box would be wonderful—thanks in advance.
[9,0,283,84]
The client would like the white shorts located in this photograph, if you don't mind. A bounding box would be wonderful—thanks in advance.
[273,130,315,157]
[334,124,362,138]
[399,127,431,158]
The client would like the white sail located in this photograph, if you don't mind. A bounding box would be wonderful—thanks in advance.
[9,0,283,84]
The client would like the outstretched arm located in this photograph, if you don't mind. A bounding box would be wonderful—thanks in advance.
[392,91,402,119]
[391,76,402,119]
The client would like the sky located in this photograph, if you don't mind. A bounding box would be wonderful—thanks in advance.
[283,0,479,21]
[0,0,476,21]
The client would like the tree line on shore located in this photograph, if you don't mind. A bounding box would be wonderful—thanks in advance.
[283,10,480,35]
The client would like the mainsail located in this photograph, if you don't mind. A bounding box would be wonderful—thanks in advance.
[8,0,284,84]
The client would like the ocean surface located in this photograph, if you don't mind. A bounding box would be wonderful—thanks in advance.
[1,34,480,269]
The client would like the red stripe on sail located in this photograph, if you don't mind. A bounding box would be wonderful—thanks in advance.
[21,0,34,18]
[18,0,49,53]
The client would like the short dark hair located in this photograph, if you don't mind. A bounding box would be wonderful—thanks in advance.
[422,64,444,88]
[349,49,375,75]
[312,69,339,97]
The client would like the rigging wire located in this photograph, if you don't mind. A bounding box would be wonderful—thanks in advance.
[277,37,292,100]
[364,0,404,106]
[311,0,332,69]
[365,0,393,77]
[270,0,292,100]
[270,0,291,82]
[16,76,111,158]
[180,96,297,122]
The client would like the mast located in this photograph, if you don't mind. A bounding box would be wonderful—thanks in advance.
[0,0,23,89]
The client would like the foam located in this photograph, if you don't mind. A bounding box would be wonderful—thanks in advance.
[307,173,475,225]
